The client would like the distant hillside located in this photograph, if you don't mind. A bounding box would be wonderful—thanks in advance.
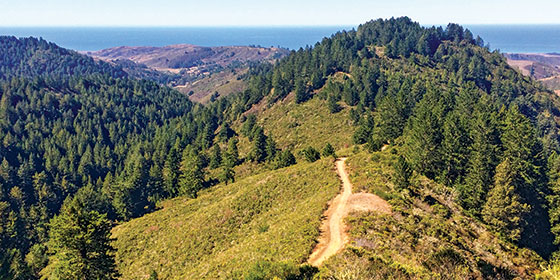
[85,44,289,102]
[505,53,560,92]
[87,44,288,71]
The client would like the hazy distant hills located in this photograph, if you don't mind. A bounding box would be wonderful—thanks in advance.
[84,44,289,102]
[86,44,288,70]
[505,53,560,93]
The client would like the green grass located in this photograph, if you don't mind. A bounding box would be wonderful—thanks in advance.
[229,93,355,180]
[112,158,340,280]
[319,149,545,279]
[258,95,355,153]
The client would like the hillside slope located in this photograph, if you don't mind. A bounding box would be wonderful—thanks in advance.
[86,44,289,101]
[87,45,288,71]
[112,159,339,279]
[319,149,543,279]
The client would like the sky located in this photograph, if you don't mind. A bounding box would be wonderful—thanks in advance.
[1,0,560,27]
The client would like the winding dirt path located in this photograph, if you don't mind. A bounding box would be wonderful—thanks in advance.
[308,158,391,267]
[308,158,352,266]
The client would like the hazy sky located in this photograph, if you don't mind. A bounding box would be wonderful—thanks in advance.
[2,0,560,26]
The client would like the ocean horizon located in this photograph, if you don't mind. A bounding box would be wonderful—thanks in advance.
[0,25,559,53]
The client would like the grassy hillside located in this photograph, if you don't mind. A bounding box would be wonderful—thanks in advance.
[257,94,354,152]
[318,148,544,279]
[176,68,248,103]
[111,158,340,279]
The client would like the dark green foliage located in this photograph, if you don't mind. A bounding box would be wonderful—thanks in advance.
[178,146,205,198]
[393,156,412,191]
[41,197,118,280]
[327,94,341,113]
[403,86,450,179]
[265,136,278,162]
[218,122,235,143]
[322,143,337,159]
[457,96,500,215]
[250,127,267,163]
[547,152,560,244]
[225,138,240,166]
[163,147,181,197]
[353,115,374,144]
[274,150,297,169]
[302,147,321,163]
[148,270,158,280]
[0,36,126,80]
[241,115,257,139]
[294,78,309,104]
[482,158,530,242]
[209,145,222,169]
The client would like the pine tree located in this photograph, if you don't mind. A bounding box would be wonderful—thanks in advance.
[163,147,181,197]
[217,123,234,143]
[327,94,341,113]
[482,158,530,241]
[393,156,412,191]
[242,115,257,139]
[220,159,235,185]
[250,127,267,163]
[294,78,309,104]
[226,138,239,166]
[209,145,222,169]
[439,112,470,186]
[265,137,278,162]
[547,152,560,244]
[403,87,449,179]
[178,146,205,198]
[373,87,412,144]
[302,147,321,163]
[458,98,500,215]
[322,143,337,159]
[41,198,118,280]
[274,150,296,169]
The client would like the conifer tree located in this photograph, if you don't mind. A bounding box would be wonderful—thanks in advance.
[302,147,321,163]
[250,127,267,163]
[327,94,340,113]
[162,147,180,197]
[458,98,500,215]
[294,78,308,104]
[482,158,530,241]
[41,198,118,280]
[393,155,412,191]
[322,143,337,159]
[209,145,222,169]
[178,146,205,198]
[265,137,278,163]
[403,87,449,179]
[226,138,239,166]
[274,150,296,169]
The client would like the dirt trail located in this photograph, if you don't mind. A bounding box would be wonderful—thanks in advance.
[308,158,391,267]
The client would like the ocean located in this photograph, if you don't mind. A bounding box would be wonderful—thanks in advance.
[0,25,559,53]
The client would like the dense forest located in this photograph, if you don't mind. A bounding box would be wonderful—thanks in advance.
[2,17,560,279]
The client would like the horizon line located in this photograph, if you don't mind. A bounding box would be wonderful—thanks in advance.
[2,23,560,28]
